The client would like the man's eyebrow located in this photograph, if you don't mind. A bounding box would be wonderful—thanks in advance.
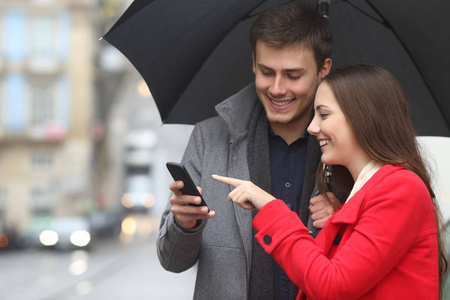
[257,63,273,70]
[285,67,306,73]
[257,63,306,73]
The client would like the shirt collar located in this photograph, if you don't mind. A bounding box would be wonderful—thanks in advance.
[268,126,310,145]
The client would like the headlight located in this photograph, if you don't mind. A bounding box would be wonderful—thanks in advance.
[121,193,136,208]
[40,230,59,246]
[141,194,155,208]
[70,230,91,247]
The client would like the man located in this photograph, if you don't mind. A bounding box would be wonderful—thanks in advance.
[157,2,340,299]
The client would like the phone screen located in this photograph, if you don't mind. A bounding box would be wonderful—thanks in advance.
[166,162,209,210]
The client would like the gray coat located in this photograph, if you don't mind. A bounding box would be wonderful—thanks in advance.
[157,83,321,299]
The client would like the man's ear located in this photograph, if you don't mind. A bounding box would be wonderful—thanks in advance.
[319,58,332,79]
[252,52,256,74]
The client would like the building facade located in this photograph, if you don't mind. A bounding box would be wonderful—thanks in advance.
[0,0,100,239]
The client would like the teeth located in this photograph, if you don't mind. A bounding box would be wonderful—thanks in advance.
[270,98,294,106]
[319,140,330,147]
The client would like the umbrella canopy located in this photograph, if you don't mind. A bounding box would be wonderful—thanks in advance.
[103,0,450,136]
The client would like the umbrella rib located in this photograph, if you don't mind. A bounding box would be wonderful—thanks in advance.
[344,0,385,26]
[339,0,450,132]
[363,0,450,131]
[237,1,296,23]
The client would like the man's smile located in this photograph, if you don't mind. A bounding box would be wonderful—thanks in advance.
[269,96,295,106]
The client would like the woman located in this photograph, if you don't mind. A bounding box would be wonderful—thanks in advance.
[213,65,447,299]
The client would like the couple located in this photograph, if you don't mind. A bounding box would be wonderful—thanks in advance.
[157,2,447,300]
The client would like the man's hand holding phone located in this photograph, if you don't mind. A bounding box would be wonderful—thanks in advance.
[167,162,215,229]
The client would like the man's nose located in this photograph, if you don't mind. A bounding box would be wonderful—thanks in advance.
[269,76,286,96]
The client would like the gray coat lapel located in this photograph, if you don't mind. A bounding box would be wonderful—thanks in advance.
[217,84,261,283]
[247,102,274,299]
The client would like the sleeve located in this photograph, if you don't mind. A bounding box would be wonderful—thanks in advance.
[156,123,207,273]
[253,172,430,300]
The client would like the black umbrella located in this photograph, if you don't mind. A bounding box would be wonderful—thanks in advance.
[103,0,450,137]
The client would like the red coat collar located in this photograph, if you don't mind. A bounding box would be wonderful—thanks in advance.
[330,164,403,225]
[318,164,404,255]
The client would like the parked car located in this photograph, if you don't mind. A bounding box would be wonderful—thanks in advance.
[87,210,123,239]
[24,216,91,250]
[121,175,156,212]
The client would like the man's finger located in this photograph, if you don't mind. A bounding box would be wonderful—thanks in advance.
[169,180,184,195]
[212,175,244,187]
[309,194,324,206]
[309,202,325,214]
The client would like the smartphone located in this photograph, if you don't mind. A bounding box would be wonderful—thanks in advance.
[166,162,209,211]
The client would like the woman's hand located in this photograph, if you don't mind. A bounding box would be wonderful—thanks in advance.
[212,175,275,210]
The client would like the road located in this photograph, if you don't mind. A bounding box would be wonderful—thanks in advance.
[0,212,196,300]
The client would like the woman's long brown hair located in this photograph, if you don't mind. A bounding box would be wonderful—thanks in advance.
[316,64,448,298]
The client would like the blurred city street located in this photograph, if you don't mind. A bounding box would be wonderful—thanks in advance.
[0,98,199,300]
[0,99,200,300]
[0,211,196,300]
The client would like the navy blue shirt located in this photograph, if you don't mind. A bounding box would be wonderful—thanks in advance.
[269,129,309,300]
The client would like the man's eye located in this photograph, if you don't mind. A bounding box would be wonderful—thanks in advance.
[287,75,300,80]
[261,71,274,76]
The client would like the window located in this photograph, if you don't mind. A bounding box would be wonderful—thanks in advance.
[31,151,53,169]
[31,187,53,216]
[4,74,27,133]
[30,81,54,127]
[29,15,58,62]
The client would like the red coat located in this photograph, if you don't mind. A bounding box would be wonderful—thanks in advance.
[253,165,439,299]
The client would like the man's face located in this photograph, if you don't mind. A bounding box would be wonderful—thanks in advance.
[253,41,330,131]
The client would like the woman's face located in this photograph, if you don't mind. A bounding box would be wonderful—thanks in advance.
[307,82,370,179]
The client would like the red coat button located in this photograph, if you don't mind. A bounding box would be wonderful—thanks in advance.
[263,235,272,244]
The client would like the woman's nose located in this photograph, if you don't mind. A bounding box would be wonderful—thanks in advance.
[307,118,320,135]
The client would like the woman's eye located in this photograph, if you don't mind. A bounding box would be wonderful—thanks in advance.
[319,113,329,118]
